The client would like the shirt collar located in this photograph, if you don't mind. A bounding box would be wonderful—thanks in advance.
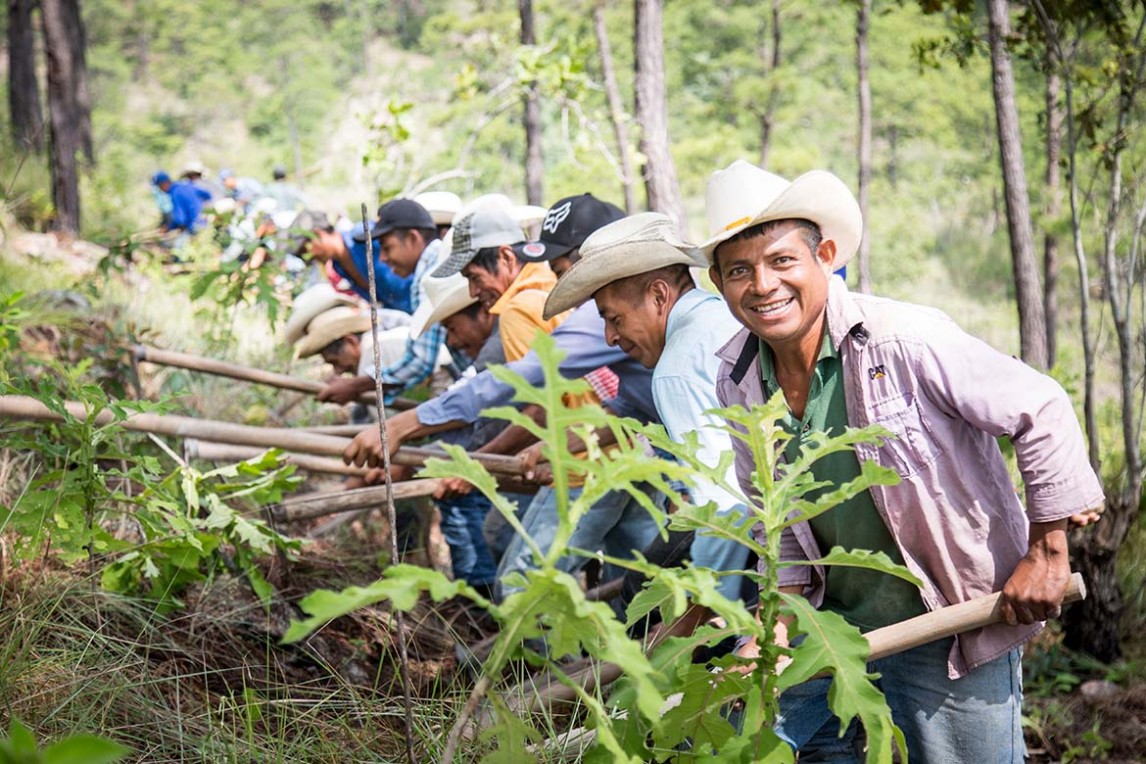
[758,320,836,390]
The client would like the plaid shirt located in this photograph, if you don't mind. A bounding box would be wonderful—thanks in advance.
[375,239,468,400]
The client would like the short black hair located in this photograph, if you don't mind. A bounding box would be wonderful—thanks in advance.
[392,227,440,247]
[612,264,694,305]
[469,246,503,275]
[712,218,822,270]
[320,337,347,356]
[456,302,485,320]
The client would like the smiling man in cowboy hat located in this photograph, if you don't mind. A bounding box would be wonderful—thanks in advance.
[543,212,751,606]
[701,160,1103,762]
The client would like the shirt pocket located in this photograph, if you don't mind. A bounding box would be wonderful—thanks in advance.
[868,391,942,478]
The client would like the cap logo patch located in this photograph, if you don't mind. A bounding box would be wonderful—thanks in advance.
[543,202,573,234]
[522,242,547,257]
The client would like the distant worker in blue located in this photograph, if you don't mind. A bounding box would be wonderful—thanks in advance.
[218,168,265,210]
[149,171,174,230]
[151,171,212,234]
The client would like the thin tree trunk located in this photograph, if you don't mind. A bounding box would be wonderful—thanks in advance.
[593,1,636,213]
[634,0,687,234]
[1044,58,1062,367]
[8,0,45,152]
[41,0,90,234]
[856,0,873,293]
[987,0,1048,369]
[519,0,543,206]
[759,0,782,168]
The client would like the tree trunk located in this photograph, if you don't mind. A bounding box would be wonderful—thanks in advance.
[759,0,781,168]
[8,0,45,152]
[41,0,92,234]
[1043,59,1062,368]
[593,1,636,213]
[634,0,687,234]
[987,0,1048,369]
[519,0,543,207]
[855,0,873,293]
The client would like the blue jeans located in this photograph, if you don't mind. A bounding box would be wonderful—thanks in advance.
[437,492,497,588]
[495,484,662,601]
[773,637,1025,763]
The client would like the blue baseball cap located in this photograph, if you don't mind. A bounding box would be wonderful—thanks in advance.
[151,171,172,186]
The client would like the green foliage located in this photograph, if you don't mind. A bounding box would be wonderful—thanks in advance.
[286,335,913,760]
[0,719,128,764]
[0,354,300,610]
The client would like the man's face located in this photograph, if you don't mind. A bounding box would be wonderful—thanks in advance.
[304,229,345,263]
[223,177,238,190]
[379,231,423,277]
[461,247,518,309]
[709,221,835,351]
[158,180,172,192]
[594,279,669,369]
[442,308,494,358]
[320,335,360,375]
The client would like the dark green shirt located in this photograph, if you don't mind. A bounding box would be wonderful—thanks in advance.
[759,332,924,632]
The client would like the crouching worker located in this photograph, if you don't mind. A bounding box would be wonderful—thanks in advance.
[284,283,410,409]
[541,212,753,634]
[702,160,1104,762]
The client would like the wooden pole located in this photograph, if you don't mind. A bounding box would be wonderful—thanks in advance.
[271,479,447,523]
[0,395,528,476]
[132,345,418,411]
[523,572,1087,711]
[300,424,371,436]
[183,439,370,477]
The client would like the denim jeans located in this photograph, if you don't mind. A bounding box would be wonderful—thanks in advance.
[772,637,1025,763]
[437,492,497,587]
[494,484,662,602]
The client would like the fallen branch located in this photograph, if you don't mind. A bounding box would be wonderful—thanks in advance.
[271,479,447,523]
[183,439,369,477]
[133,344,418,411]
[272,477,538,523]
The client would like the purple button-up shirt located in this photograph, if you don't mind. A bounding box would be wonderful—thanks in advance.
[715,276,1104,678]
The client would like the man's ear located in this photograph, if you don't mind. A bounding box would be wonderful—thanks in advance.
[345,333,361,353]
[709,264,724,292]
[498,245,518,269]
[816,238,838,271]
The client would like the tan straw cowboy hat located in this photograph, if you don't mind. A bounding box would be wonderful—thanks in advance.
[543,212,704,320]
[409,271,479,339]
[698,160,863,267]
[294,306,371,359]
[284,283,360,346]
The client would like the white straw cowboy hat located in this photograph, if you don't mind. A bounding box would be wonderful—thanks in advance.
[698,160,863,268]
[413,191,464,226]
[284,283,360,346]
[294,306,371,359]
[409,271,479,339]
[543,212,705,320]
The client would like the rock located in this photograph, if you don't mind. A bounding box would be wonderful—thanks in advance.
[1079,679,1120,700]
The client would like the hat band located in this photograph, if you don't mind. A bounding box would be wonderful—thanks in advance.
[722,215,752,232]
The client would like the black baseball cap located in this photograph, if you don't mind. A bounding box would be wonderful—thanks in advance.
[512,194,625,262]
[352,198,435,242]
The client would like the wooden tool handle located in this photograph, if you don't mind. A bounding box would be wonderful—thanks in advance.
[865,571,1086,661]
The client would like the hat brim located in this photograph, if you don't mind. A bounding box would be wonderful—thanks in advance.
[294,312,371,358]
[352,222,396,243]
[697,170,863,269]
[431,247,477,279]
[542,244,705,320]
[409,288,478,339]
[511,240,575,263]
[284,286,360,346]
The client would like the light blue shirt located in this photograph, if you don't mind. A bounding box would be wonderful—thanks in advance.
[416,302,659,426]
[655,287,750,601]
